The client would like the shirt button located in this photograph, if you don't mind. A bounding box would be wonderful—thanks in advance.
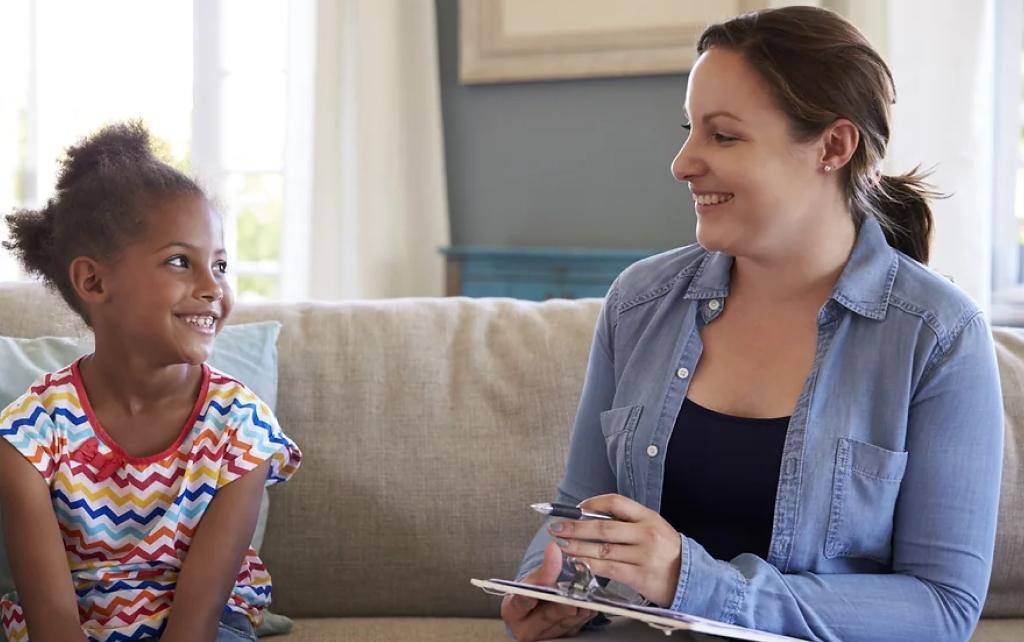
[676,367,690,379]
[646,444,659,458]
[707,299,721,311]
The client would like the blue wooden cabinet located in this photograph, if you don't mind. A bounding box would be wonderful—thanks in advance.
[441,246,659,301]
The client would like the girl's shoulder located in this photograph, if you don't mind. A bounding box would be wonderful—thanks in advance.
[0,362,78,424]
[203,365,278,425]
[206,366,270,404]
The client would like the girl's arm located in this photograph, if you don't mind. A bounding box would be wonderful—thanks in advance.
[161,460,270,642]
[0,440,89,642]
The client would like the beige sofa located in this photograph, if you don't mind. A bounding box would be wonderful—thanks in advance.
[0,281,1021,642]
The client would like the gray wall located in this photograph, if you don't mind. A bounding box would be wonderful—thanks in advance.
[436,0,697,250]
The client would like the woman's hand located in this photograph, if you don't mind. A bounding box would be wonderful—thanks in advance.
[500,542,596,641]
[548,494,683,608]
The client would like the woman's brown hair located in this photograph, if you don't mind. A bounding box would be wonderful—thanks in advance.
[697,6,939,263]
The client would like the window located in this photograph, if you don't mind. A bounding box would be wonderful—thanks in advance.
[992,0,1024,324]
[0,0,313,301]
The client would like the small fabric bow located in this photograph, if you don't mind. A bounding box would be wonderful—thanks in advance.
[71,437,123,480]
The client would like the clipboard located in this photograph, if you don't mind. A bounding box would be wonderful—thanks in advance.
[471,576,806,641]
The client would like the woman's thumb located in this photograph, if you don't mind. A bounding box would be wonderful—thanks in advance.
[536,541,564,586]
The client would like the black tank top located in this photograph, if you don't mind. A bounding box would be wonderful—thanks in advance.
[659,397,789,561]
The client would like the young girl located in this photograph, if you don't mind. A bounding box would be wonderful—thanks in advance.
[0,122,301,642]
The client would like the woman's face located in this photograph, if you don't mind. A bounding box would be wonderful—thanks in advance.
[671,47,826,259]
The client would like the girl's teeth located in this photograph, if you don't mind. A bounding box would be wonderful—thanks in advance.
[183,315,214,328]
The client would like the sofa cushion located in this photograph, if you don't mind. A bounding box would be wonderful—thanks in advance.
[986,328,1024,617]
[227,296,604,619]
[271,617,508,642]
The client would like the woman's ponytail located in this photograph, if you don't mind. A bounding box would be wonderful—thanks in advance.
[859,168,942,264]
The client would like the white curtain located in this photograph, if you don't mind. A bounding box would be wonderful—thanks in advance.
[306,0,450,299]
[881,0,998,311]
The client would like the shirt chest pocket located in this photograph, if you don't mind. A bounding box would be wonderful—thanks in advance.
[825,437,908,564]
[599,405,643,495]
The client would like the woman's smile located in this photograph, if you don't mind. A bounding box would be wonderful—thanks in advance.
[692,191,735,214]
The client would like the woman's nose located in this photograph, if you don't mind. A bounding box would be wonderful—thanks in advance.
[670,140,703,183]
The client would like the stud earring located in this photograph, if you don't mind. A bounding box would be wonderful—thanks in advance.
[824,164,833,173]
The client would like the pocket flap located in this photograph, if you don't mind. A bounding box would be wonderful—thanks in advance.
[842,438,908,481]
[599,405,643,438]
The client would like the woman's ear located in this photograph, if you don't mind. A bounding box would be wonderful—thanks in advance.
[68,256,108,307]
[819,118,859,173]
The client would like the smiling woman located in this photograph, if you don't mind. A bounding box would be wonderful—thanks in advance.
[504,6,1003,642]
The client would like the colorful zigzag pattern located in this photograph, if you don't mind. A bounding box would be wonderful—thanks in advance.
[0,360,301,642]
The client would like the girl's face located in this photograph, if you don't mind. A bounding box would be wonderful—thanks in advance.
[671,47,828,259]
[95,194,234,366]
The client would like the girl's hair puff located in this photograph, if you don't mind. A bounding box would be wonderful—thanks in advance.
[3,121,204,324]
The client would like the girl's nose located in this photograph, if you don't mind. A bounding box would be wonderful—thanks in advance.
[196,269,223,302]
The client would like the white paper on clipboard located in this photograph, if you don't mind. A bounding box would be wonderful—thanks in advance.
[471,578,806,641]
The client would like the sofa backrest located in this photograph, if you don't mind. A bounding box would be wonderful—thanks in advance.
[0,281,1021,619]
[0,282,601,618]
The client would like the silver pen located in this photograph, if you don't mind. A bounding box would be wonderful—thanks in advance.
[531,502,614,521]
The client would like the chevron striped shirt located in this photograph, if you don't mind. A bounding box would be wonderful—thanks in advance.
[0,359,301,642]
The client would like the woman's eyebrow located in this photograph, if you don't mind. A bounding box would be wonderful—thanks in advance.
[682,110,745,123]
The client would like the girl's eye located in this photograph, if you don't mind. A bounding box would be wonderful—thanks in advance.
[215,260,228,274]
[167,255,189,268]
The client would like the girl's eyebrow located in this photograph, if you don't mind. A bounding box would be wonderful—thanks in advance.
[156,242,226,255]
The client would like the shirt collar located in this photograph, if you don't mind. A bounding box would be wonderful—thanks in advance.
[829,216,898,320]
[682,217,898,321]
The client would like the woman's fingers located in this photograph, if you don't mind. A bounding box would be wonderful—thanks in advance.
[548,516,641,545]
[554,536,647,565]
[578,493,651,522]
[514,603,588,642]
[543,493,684,608]
[532,605,595,641]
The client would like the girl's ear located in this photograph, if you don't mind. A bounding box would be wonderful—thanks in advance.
[68,257,108,306]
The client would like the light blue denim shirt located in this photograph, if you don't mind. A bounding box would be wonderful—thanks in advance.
[518,217,1003,642]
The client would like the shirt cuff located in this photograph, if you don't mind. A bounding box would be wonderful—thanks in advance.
[668,534,749,624]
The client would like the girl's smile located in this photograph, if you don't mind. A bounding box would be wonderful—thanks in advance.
[175,312,221,335]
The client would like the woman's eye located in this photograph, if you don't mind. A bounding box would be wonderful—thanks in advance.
[167,256,189,268]
[215,260,228,274]
[713,132,738,143]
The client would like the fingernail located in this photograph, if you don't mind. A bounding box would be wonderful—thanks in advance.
[556,538,570,548]
[549,521,564,533]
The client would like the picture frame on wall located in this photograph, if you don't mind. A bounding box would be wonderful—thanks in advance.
[458,0,777,85]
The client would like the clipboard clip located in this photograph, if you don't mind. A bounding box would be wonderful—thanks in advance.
[474,559,602,600]
[558,556,651,606]
[559,557,600,600]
